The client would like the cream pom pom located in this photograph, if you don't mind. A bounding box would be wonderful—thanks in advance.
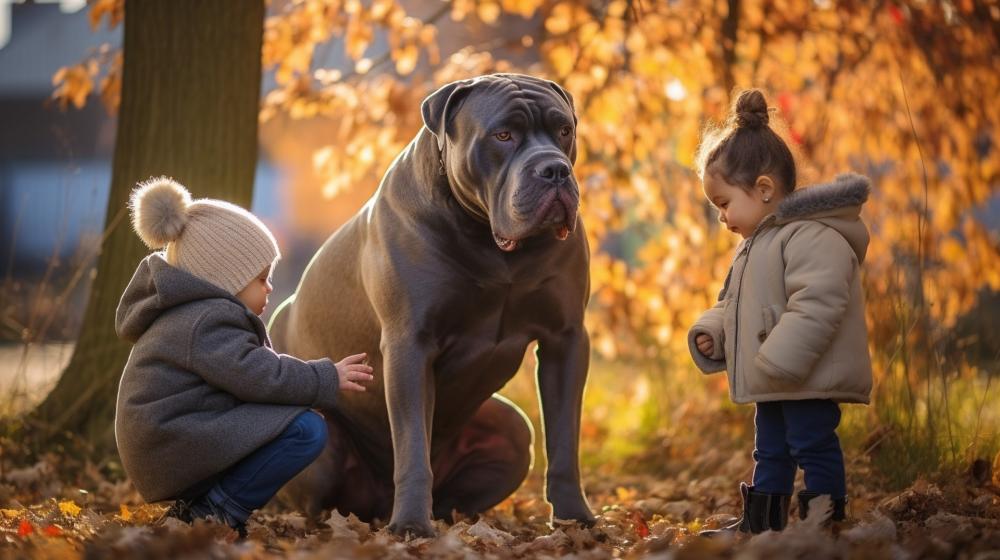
[129,177,192,249]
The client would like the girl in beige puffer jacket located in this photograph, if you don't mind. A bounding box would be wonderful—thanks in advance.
[688,89,873,536]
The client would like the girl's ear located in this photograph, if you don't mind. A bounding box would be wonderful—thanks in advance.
[755,175,777,201]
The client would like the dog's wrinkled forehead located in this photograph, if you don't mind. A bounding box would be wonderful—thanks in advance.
[464,77,575,128]
[422,74,576,151]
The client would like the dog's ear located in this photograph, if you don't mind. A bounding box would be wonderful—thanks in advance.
[421,79,476,152]
[547,81,577,125]
[547,80,578,163]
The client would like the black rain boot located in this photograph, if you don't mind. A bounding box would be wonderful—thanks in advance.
[188,497,248,538]
[797,491,847,522]
[701,482,791,537]
[161,499,195,524]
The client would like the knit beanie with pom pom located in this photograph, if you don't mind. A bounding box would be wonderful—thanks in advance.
[129,177,280,295]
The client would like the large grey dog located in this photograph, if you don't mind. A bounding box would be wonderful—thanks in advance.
[269,73,593,537]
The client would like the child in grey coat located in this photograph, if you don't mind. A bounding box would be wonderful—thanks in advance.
[115,178,373,536]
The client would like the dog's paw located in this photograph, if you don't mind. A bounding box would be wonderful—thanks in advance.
[387,516,436,539]
[551,496,596,527]
[552,512,597,529]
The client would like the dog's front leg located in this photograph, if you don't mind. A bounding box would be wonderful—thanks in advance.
[383,337,437,537]
[536,326,595,526]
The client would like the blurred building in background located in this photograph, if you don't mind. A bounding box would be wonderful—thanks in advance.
[1,1,117,341]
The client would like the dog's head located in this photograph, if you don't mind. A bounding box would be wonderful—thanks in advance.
[421,73,579,252]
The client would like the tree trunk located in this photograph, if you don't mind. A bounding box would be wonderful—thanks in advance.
[33,0,265,453]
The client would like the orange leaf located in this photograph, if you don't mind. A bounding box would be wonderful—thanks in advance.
[394,44,419,75]
[477,1,501,24]
[545,3,574,34]
[58,500,81,517]
[18,519,34,537]
[43,525,63,537]
[51,66,67,87]
[88,0,123,31]
[630,510,649,538]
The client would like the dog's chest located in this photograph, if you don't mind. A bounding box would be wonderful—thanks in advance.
[433,280,554,379]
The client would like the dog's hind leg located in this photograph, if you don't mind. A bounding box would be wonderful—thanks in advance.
[430,396,534,520]
[278,413,393,523]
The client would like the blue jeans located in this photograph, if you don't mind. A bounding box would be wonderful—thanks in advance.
[202,410,327,523]
[752,399,846,498]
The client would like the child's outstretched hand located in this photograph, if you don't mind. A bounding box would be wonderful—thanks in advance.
[695,334,714,357]
[335,353,374,392]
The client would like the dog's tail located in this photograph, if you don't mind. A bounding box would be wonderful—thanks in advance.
[267,294,295,352]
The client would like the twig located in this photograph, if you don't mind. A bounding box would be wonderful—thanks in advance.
[33,208,127,345]
[2,193,27,295]
[898,67,934,446]
[969,349,997,456]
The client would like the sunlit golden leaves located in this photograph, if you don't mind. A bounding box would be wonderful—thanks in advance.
[476,1,501,24]
[502,0,544,18]
[50,63,93,111]
[345,6,373,60]
[263,0,442,89]
[51,44,119,115]
[386,17,427,75]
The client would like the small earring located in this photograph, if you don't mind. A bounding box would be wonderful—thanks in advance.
[763,197,771,203]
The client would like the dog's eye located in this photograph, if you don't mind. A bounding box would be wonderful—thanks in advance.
[560,125,572,137]
[494,131,512,142]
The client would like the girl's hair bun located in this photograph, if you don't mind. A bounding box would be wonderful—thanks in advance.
[734,89,769,129]
[129,177,192,249]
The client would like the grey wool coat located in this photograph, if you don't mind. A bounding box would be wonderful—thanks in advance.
[688,173,874,404]
[115,253,340,503]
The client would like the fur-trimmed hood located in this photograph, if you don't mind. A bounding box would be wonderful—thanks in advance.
[773,173,871,263]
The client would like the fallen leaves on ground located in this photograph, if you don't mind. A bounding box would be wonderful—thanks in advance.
[1,456,998,559]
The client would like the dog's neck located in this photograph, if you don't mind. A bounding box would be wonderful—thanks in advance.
[410,128,491,226]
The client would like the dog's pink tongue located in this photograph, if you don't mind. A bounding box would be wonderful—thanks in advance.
[494,233,519,252]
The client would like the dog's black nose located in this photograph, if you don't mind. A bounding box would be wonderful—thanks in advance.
[536,161,571,184]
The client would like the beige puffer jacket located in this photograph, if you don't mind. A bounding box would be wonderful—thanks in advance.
[688,173,873,404]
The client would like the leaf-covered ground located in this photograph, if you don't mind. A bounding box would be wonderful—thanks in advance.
[2,437,998,560]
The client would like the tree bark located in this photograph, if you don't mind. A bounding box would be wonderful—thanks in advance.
[33,0,265,453]
[719,0,740,97]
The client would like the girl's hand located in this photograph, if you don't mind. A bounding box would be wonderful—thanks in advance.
[335,353,374,392]
[695,334,714,357]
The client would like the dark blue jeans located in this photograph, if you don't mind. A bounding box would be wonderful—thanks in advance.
[202,410,327,523]
[752,399,846,498]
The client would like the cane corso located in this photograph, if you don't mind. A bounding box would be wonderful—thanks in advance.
[269,73,593,537]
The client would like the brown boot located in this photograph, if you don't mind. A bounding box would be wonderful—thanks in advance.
[701,482,791,537]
